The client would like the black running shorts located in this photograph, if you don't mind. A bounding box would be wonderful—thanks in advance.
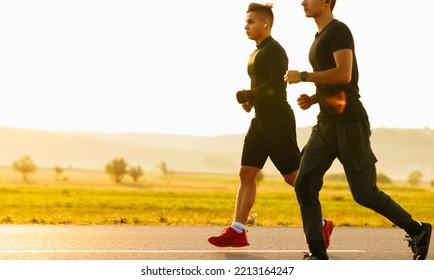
[241,109,300,174]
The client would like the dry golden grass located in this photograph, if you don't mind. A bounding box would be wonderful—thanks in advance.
[0,166,433,227]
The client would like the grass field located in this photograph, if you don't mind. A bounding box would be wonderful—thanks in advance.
[0,167,433,227]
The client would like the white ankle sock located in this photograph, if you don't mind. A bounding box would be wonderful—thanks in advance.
[231,222,245,233]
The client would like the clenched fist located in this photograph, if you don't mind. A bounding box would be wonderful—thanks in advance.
[236,90,249,104]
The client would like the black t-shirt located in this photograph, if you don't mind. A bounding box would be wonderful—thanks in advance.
[309,19,368,122]
[247,36,291,118]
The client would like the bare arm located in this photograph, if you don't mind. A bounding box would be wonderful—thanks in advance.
[284,49,353,85]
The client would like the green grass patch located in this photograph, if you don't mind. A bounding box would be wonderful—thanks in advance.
[0,172,433,227]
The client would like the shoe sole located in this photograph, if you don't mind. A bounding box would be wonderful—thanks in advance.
[207,237,250,247]
[208,242,250,248]
[416,223,432,260]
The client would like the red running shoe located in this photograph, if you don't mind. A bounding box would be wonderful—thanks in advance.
[208,227,250,247]
[323,219,334,249]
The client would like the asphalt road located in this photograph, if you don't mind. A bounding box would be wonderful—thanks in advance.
[0,225,432,260]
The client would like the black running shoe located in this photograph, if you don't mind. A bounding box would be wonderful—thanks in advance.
[405,222,432,260]
[303,253,329,260]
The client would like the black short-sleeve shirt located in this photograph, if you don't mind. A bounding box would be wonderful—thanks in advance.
[309,19,368,122]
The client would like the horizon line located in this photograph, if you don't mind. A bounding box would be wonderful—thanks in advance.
[1,124,433,137]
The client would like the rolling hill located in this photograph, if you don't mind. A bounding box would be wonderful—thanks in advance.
[0,125,433,182]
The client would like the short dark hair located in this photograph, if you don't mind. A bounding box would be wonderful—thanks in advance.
[247,3,274,27]
[330,0,336,11]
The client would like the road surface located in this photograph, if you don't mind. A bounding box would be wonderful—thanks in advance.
[0,225,432,260]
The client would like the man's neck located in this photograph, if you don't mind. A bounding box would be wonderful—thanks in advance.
[314,13,334,33]
[255,33,271,46]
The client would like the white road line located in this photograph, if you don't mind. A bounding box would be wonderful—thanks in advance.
[0,249,366,253]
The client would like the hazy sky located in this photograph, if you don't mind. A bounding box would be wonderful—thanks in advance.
[1,0,433,136]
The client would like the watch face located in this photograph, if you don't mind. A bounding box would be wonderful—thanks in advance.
[300,71,307,82]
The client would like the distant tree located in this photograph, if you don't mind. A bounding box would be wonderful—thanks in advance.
[53,165,64,181]
[105,158,128,183]
[12,155,37,181]
[128,166,144,183]
[430,179,434,188]
[158,161,169,175]
[377,172,393,184]
[408,170,423,186]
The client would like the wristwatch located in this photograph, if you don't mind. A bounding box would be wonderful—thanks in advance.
[300,71,308,82]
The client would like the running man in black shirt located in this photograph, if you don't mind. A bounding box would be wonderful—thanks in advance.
[208,2,333,248]
[284,0,431,260]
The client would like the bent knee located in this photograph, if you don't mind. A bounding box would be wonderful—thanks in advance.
[239,166,260,184]
[285,177,295,187]
[351,187,385,208]
[283,171,297,187]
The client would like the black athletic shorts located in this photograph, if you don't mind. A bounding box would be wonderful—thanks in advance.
[241,109,301,174]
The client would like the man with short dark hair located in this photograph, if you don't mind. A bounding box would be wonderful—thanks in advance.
[285,0,431,260]
[208,2,333,248]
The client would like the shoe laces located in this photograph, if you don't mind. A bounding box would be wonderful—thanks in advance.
[404,235,416,252]
[404,230,427,253]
